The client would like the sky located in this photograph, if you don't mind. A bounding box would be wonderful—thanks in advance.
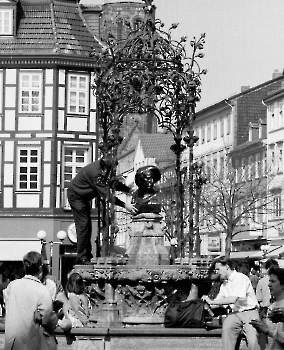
[81,0,284,110]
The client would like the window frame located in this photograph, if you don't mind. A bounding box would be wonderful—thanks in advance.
[227,114,231,135]
[213,120,217,140]
[19,71,43,114]
[201,124,205,144]
[0,8,13,36]
[67,73,89,115]
[207,122,211,142]
[220,117,224,137]
[0,70,3,113]
[273,194,282,218]
[17,147,41,191]
[63,147,89,186]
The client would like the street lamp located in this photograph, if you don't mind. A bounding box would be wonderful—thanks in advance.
[192,160,207,257]
[36,230,67,274]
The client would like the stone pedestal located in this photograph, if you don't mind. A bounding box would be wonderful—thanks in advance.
[126,213,169,265]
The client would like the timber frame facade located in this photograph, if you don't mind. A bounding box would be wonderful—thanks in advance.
[0,0,102,281]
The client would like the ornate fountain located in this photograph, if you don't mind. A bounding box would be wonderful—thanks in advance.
[74,165,211,326]
[72,0,210,327]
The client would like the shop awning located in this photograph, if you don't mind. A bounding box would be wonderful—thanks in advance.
[230,250,261,259]
[0,240,42,261]
[266,246,284,258]
[230,246,280,260]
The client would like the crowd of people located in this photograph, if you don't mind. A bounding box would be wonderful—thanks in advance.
[3,251,95,350]
[202,257,284,350]
[2,250,284,350]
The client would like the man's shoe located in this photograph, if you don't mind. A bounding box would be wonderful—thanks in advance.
[74,259,93,266]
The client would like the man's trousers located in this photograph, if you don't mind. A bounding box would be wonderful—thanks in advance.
[222,309,260,350]
[67,188,93,261]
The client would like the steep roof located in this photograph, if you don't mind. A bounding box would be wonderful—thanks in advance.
[0,0,102,57]
[139,133,175,164]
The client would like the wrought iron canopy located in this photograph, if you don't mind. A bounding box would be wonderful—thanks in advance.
[92,0,206,154]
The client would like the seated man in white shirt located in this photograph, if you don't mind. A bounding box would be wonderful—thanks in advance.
[202,257,260,350]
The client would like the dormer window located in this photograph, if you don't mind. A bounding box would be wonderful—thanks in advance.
[0,8,13,35]
[0,0,17,37]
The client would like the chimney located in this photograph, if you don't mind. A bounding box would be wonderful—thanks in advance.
[241,86,250,92]
[272,69,282,79]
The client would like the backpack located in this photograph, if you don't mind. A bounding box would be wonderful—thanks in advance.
[164,299,205,328]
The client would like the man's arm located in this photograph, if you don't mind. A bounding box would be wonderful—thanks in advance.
[202,295,238,306]
[114,197,138,214]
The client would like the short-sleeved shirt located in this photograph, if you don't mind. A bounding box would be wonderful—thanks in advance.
[256,275,271,308]
[215,270,258,312]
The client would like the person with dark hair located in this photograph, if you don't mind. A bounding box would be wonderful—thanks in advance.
[40,263,72,332]
[3,251,58,350]
[251,266,284,350]
[256,259,279,350]
[202,257,260,350]
[64,272,93,328]
[67,155,137,265]
[257,259,279,316]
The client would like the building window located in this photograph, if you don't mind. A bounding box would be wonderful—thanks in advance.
[219,156,224,179]
[67,74,89,115]
[213,120,217,140]
[17,148,40,191]
[133,17,142,31]
[279,148,283,173]
[207,123,211,142]
[271,112,275,130]
[255,153,261,178]
[220,117,224,137]
[201,125,205,144]
[263,151,267,174]
[241,158,246,180]
[270,146,275,173]
[63,148,88,185]
[0,9,13,35]
[19,72,42,113]
[248,156,254,179]
[0,70,3,113]
[227,114,231,135]
[273,195,282,217]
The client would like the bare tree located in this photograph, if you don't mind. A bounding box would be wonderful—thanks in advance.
[199,157,284,257]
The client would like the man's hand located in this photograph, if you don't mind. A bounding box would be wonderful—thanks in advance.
[124,203,138,215]
[201,295,213,305]
[249,319,269,334]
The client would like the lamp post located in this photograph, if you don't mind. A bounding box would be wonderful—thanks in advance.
[192,161,207,257]
[37,230,67,274]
